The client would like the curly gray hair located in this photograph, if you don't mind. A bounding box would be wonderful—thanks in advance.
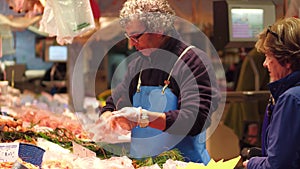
[119,0,176,33]
[255,17,300,71]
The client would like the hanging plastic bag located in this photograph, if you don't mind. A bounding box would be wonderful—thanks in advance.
[38,0,57,36]
[39,0,95,45]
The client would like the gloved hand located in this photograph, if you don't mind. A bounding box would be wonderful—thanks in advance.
[112,107,142,123]
[110,107,142,131]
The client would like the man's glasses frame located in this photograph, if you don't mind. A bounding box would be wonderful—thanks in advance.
[266,26,284,44]
[124,29,147,44]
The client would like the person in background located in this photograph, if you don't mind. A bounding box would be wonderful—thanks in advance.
[225,47,248,91]
[41,62,67,95]
[99,0,220,164]
[224,48,269,148]
[243,17,300,169]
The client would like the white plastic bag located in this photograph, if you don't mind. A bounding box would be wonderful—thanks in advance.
[86,114,131,144]
[39,0,95,45]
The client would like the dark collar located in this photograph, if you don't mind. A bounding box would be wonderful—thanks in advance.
[268,71,300,101]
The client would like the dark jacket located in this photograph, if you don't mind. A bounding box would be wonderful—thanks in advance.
[248,71,300,169]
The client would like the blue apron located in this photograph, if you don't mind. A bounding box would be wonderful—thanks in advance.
[130,46,211,164]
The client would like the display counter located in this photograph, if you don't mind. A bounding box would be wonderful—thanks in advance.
[0,87,241,169]
[225,90,270,103]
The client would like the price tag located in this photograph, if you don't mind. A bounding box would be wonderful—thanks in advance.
[0,142,19,162]
[72,141,96,158]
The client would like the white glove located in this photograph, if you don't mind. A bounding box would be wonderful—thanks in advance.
[112,107,142,123]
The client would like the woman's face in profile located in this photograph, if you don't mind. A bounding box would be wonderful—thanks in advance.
[263,52,292,82]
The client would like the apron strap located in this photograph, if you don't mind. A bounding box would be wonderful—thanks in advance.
[136,45,196,93]
[162,46,195,93]
[136,69,142,93]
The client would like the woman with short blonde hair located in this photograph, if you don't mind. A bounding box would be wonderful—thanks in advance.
[244,17,300,169]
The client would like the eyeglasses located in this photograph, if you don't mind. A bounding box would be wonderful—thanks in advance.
[124,29,147,44]
[266,26,284,44]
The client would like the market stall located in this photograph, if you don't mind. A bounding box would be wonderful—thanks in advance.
[0,87,241,169]
[0,0,244,168]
